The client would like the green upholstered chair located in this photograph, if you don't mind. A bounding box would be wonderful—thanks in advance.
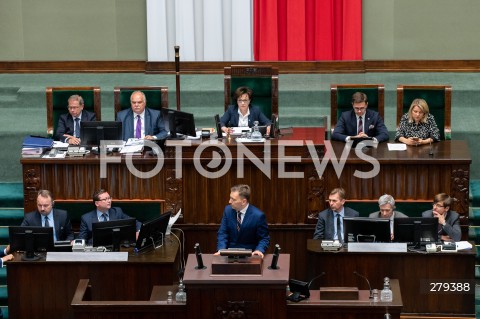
[114,86,169,119]
[397,85,452,140]
[46,87,101,137]
[224,65,279,119]
[330,84,385,134]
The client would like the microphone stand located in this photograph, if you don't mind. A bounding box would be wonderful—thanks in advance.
[308,272,326,289]
[429,139,434,156]
[353,271,373,299]
[174,46,181,111]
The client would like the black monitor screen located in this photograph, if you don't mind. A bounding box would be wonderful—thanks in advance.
[9,226,54,260]
[135,211,172,253]
[92,218,136,251]
[393,217,439,248]
[343,217,391,243]
[161,109,196,138]
[80,121,122,146]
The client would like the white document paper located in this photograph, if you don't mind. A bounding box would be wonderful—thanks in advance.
[387,143,407,151]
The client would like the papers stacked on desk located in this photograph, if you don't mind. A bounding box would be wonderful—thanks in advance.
[235,137,266,143]
[120,138,144,155]
[21,147,45,158]
[22,135,54,158]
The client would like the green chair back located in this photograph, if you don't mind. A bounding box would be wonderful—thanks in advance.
[46,87,101,137]
[114,86,168,119]
[397,85,452,140]
[224,66,279,119]
[330,84,384,133]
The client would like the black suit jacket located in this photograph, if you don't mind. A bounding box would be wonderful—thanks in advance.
[220,105,272,128]
[21,209,74,241]
[332,109,389,143]
[55,110,96,142]
[313,207,359,240]
[78,207,142,244]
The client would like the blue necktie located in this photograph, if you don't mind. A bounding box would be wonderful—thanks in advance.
[336,213,343,243]
[74,118,80,138]
[44,216,50,227]
[237,212,242,232]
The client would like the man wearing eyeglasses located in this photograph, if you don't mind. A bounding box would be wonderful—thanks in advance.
[78,189,142,245]
[422,193,461,242]
[332,92,389,143]
[55,94,97,145]
[220,86,272,135]
[21,189,74,242]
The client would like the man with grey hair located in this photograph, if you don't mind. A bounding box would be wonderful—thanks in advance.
[369,194,407,240]
[56,94,96,144]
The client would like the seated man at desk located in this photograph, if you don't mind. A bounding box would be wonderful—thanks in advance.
[332,92,389,143]
[369,194,408,240]
[422,193,461,242]
[78,189,142,245]
[220,86,272,136]
[21,189,74,242]
[313,188,359,242]
[55,94,96,145]
[116,90,168,141]
[215,184,270,258]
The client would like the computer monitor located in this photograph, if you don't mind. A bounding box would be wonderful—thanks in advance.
[92,218,136,252]
[161,109,196,139]
[343,217,391,243]
[393,217,439,249]
[9,226,54,261]
[80,121,123,146]
[134,211,172,253]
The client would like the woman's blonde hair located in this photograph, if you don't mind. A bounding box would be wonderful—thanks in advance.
[407,98,429,124]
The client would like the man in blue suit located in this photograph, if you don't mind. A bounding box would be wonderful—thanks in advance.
[116,91,168,141]
[55,94,96,145]
[78,189,142,245]
[332,92,389,143]
[313,188,359,242]
[216,184,270,258]
[21,189,74,242]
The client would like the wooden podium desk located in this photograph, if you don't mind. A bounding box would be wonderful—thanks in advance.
[7,239,179,319]
[307,239,475,317]
[183,254,290,319]
[21,136,470,220]
[287,279,403,319]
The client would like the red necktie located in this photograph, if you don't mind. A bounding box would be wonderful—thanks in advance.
[237,212,242,232]
[357,116,363,134]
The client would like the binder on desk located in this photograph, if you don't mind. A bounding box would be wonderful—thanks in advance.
[23,136,54,148]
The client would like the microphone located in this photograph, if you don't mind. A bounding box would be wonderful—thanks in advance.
[353,271,373,299]
[194,243,206,270]
[429,139,434,156]
[268,244,280,270]
[307,271,326,289]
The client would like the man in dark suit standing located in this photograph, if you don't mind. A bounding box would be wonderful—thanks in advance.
[55,94,96,145]
[422,193,461,242]
[21,189,74,242]
[313,188,359,242]
[332,92,389,143]
[215,184,270,258]
[78,189,142,245]
[116,91,168,141]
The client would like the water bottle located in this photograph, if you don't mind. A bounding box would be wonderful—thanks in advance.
[380,277,393,302]
[251,121,262,141]
[167,290,173,304]
[175,280,187,303]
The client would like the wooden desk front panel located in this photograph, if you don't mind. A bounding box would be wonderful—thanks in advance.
[307,240,475,315]
[7,241,179,319]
